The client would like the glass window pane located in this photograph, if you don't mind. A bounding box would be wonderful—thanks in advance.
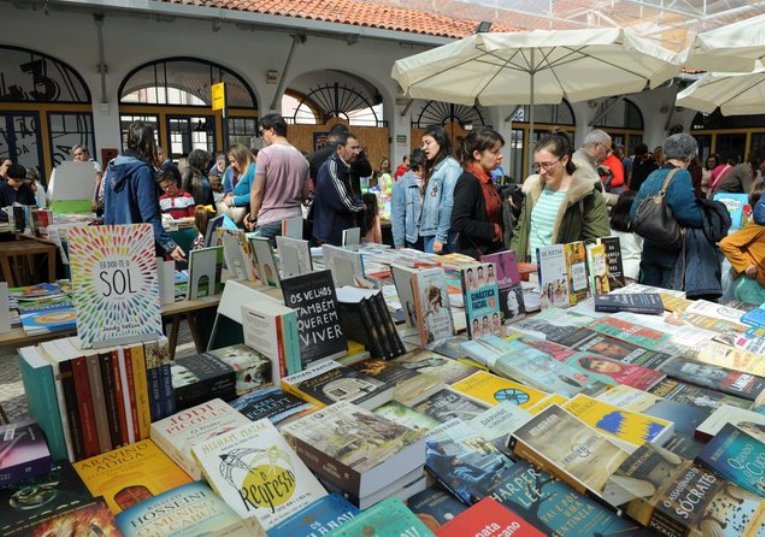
[48,112,95,168]
[120,115,159,150]
[0,46,90,103]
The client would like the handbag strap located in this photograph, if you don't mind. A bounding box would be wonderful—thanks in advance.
[658,168,679,198]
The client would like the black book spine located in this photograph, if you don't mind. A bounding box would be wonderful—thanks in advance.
[338,302,381,358]
[59,360,85,461]
[98,352,123,450]
[365,297,393,359]
[374,292,405,357]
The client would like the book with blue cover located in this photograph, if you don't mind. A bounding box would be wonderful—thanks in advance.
[323,496,434,537]
[268,492,359,537]
[696,423,765,497]
[406,486,468,530]
[742,305,765,329]
[714,192,750,230]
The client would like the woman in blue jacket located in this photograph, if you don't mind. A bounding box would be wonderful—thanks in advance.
[630,133,703,288]
[391,149,427,249]
[420,125,462,253]
[217,143,255,225]
[103,121,185,260]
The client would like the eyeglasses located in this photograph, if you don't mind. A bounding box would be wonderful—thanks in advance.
[532,158,561,172]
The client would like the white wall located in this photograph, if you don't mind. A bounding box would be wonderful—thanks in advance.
[3,2,676,166]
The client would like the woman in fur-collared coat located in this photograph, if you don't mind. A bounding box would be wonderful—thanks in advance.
[511,133,611,262]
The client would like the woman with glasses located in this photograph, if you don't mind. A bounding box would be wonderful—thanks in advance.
[451,127,506,257]
[511,133,610,262]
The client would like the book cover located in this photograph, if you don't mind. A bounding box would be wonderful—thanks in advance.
[586,242,610,297]
[280,401,425,499]
[438,497,544,536]
[192,419,327,531]
[713,192,750,230]
[350,358,442,407]
[373,401,441,433]
[481,250,526,325]
[407,487,467,531]
[594,293,664,314]
[4,498,121,537]
[696,404,765,442]
[649,378,752,410]
[281,360,393,410]
[460,263,502,339]
[412,268,455,345]
[242,299,301,379]
[687,340,765,377]
[116,480,251,536]
[596,384,663,412]
[171,352,237,410]
[322,244,366,288]
[149,398,251,480]
[268,492,359,537]
[587,316,671,350]
[68,223,162,349]
[682,310,749,334]
[509,405,630,499]
[37,341,81,462]
[186,245,224,299]
[451,371,547,410]
[19,306,77,335]
[468,404,533,454]
[276,236,312,277]
[0,461,92,533]
[535,245,569,309]
[696,423,765,497]
[0,420,51,486]
[230,386,314,425]
[491,339,608,399]
[658,357,765,401]
[323,496,434,537]
[17,346,67,461]
[641,399,710,459]
[413,388,490,424]
[561,352,666,391]
[562,394,674,452]
[281,270,348,368]
[393,351,478,385]
[207,343,272,396]
[686,299,748,325]
[72,439,192,514]
[563,241,590,306]
[250,236,280,287]
[424,418,516,504]
[597,236,626,289]
[490,460,650,536]
[604,443,765,536]
[219,227,257,281]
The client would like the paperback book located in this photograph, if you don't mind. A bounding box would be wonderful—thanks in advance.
[407,487,468,531]
[0,420,51,486]
[597,236,626,289]
[206,343,272,396]
[392,350,479,385]
[593,293,664,314]
[536,245,569,309]
[192,419,327,532]
[481,250,526,325]
[267,492,359,537]
[242,299,301,380]
[696,423,765,498]
[586,242,610,297]
[322,496,434,537]
[250,236,280,287]
[275,235,312,277]
[412,268,455,345]
[559,352,665,391]
[186,245,224,299]
[219,227,257,281]
[563,241,590,306]
[451,370,548,410]
[171,352,237,410]
[230,386,313,425]
[460,262,501,339]
[5,498,120,537]
[658,357,765,401]
[695,404,765,442]
[412,388,491,423]
[436,496,545,537]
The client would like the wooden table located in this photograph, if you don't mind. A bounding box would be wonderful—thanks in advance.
[0,237,57,287]
[0,294,222,354]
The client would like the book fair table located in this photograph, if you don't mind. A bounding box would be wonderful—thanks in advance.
[0,294,222,355]
[0,237,57,287]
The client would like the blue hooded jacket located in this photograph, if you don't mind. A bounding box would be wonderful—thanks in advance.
[103,150,177,254]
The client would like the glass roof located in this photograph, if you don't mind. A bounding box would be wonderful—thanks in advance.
[359,0,765,50]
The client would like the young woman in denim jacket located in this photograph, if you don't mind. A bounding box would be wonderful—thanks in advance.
[420,125,462,253]
[391,149,427,249]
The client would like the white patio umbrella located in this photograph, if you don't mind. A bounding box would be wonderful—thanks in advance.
[676,62,765,116]
[685,14,765,73]
[392,27,682,141]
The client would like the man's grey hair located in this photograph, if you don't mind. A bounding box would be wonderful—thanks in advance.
[663,133,697,162]
[583,129,611,148]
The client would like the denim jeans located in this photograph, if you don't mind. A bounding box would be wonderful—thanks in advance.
[253,221,282,248]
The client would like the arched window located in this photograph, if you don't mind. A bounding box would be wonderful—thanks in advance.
[118,58,258,158]
[0,45,94,179]
[286,83,383,127]
[413,101,485,129]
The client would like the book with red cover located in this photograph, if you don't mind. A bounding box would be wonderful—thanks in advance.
[122,346,140,443]
[69,356,99,458]
[110,349,129,447]
[436,497,545,537]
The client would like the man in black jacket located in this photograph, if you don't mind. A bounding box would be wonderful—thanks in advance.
[307,124,371,196]
[0,163,36,207]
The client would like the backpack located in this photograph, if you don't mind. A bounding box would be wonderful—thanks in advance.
[632,169,684,251]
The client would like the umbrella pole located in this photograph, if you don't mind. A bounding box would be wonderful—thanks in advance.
[528,49,535,176]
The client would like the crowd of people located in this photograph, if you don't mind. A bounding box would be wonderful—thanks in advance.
[3,117,765,305]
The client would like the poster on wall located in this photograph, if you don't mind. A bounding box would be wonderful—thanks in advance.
[68,224,162,348]
[312,132,330,152]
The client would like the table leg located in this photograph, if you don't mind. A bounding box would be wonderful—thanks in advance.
[0,257,14,287]
[187,313,205,353]
[47,247,56,283]
[168,315,181,361]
